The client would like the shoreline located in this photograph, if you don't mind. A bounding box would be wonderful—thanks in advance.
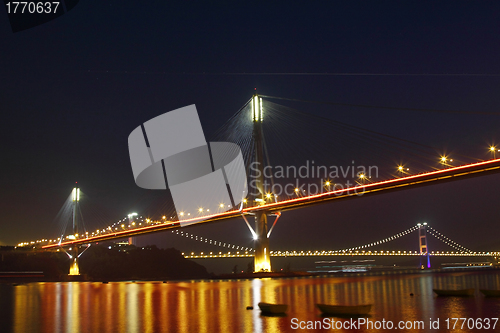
[1,266,498,284]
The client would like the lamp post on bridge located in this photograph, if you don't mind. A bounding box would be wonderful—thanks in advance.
[252,94,271,272]
[69,187,81,275]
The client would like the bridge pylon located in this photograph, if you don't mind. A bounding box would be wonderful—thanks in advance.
[252,94,272,272]
[69,187,81,275]
[418,222,431,269]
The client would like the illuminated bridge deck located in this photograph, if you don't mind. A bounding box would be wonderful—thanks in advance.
[42,158,500,249]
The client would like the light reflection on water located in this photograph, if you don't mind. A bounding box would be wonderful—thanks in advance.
[2,270,500,332]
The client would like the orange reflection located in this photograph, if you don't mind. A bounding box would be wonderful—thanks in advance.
[7,271,500,332]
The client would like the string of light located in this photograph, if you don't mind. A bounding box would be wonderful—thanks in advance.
[336,225,420,252]
[427,226,472,253]
[171,230,253,252]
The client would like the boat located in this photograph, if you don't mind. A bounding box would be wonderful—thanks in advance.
[433,289,475,296]
[316,304,372,315]
[480,289,500,297]
[258,302,288,314]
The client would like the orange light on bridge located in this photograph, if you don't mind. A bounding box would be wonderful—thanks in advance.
[41,157,500,250]
[490,146,497,158]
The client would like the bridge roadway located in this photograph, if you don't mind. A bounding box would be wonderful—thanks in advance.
[42,158,500,249]
[183,250,500,259]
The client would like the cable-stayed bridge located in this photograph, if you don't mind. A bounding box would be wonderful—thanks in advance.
[36,158,500,247]
[17,94,500,274]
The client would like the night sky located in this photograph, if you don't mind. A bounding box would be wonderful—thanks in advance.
[1,0,500,265]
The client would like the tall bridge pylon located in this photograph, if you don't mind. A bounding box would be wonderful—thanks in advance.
[69,187,81,275]
[418,222,431,269]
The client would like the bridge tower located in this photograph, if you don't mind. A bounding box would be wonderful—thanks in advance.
[69,187,80,275]
[252,94,271,272]
[418,222,431,269]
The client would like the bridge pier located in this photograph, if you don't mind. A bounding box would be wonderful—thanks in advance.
[69,257,80,275]
[254,211,271,272]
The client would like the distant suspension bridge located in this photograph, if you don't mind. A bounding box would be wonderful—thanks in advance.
[173,223,498,259]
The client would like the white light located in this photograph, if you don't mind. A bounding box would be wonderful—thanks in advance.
[260,97,263,121]
[251,97,255,121]
[253,96,260,121]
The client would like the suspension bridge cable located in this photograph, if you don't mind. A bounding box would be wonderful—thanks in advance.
[171,230,253,252]
[427,226,472,253]
[335,225,420,252]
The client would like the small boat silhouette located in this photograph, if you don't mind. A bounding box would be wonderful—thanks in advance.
[480,289,500,297]
[433,289,474,296]
[258,302,288,314]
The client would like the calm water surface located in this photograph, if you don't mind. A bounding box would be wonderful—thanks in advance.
[2,270,500,332]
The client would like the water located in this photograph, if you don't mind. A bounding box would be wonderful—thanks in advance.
[1,270,500,332]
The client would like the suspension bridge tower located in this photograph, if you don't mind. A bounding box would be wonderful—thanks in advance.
[418,222,431,269]
[252,94,271,272]
[69,187,81,275]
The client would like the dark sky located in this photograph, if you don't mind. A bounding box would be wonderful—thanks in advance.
[1,1,500,261]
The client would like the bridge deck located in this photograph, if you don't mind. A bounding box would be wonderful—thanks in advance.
[42,158,500,249]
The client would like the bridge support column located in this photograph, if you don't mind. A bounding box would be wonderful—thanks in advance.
[69,257,80,275]
[68,244,81,275]
[254,211,271,272]
[251,94,272,272]
[69,187,81,275]
[418,222,430,269]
